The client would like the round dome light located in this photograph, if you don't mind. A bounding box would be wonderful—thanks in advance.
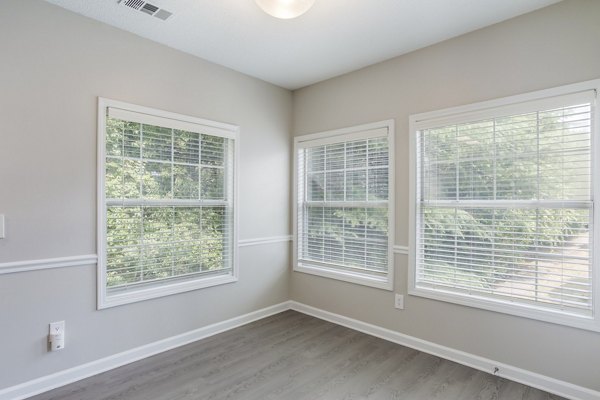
[255,0,316,19]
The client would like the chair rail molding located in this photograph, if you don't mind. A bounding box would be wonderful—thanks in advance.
[0,235,294,274]
[0,255,98,275]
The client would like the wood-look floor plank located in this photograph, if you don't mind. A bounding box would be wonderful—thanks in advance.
[29,311,567,400]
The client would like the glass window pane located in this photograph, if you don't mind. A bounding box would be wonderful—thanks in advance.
[368,138,388,167]
[106,118,123,157]
[123,160,141,199]
[174,130,200,164]
[105,158,123,199]
[173,164,199,199]
[201,135,225,166]
[307,172,324,201]
[326,171,344,201]
[201,167,224,199]
[368,168,388,201]
[142,207,174,281]
[123,122,141,158]
[307,147,325,172]
[201,207,227,271]
[142,161,172,199]
[142,125,172,161]
[346,140,367,169]
[325,143,344,170]
[345,169,366,201]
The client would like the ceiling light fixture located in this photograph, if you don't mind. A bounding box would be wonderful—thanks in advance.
[255,0,316,19]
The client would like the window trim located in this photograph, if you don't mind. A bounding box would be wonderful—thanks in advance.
[97,97,239,309]
[293,120,395,290]
[408,79,600,332]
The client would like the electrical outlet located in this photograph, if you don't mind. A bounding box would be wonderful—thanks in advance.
[394,294,404,310]
[48,321,65,351]
[49,321,65,335]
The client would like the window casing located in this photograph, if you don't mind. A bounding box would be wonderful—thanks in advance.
[294,121,394,289]
[97,98,238,308]
[409,80,600,331]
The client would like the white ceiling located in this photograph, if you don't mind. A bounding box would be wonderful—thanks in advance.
[44,0,561,90]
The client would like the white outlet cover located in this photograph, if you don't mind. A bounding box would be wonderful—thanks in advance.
[49,321,65,335]
[49,321,66,351]
[395,294,405,310]
[0,215,5,239]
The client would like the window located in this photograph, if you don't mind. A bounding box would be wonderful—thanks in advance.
[97,98,238,308]
[409,80,600,331]
[294,121,394,289]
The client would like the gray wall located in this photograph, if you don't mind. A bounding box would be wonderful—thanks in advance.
[0,0,292,389]
[291,0,600,391]
[2,0,600,394]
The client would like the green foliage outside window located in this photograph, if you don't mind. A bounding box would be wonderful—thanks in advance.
[418,105,592,309]
[104,118,231,289]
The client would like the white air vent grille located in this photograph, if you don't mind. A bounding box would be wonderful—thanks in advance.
[118,0,172,20]
[154,9,173,20]
[124,0,144,10]
[140,3,159,15]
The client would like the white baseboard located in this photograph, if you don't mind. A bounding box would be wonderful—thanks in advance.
[3,300,598,400]
[0,301,291,400]
[289,301,599,400]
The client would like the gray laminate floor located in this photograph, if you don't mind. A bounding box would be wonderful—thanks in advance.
[30,310,565,400]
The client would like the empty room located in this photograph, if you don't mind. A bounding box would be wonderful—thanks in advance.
[1,0,600,399]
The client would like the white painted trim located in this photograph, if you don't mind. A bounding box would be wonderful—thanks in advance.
[410,79,599,128]
[295,120,393,144]
[3,300,598,400]
[393,245,409,254]
[289,301,600,400]
[408,286,600,333]
[97,97,108,310]
[0,301,292,400]
[295,264,393,290]
[102,98,239,133]
[296,127,388,148]
[0,255,98,275]
[238,235,292,247]
[99,274,238,309]
[0,235,293,276]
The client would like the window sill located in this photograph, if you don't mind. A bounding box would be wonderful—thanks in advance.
[409,285,600,333]
[98,273,237,309]
[294,263,393,291]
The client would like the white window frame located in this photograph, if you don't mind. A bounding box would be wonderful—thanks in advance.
[408,79,600,332]
[97,98,239,309]
[293,120,395,290]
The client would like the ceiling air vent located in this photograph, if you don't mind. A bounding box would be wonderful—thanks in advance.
[118,0,173,21]
[123,0,144,10]
[140,3,159,15]
[154,9,173,21]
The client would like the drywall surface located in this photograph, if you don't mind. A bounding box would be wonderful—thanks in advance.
[291,0,600,391]
[0,0,291,389]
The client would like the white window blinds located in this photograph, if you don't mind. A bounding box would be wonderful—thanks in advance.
[414,91,595,318]
[102,106,235,296]
[296,126,393,287]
